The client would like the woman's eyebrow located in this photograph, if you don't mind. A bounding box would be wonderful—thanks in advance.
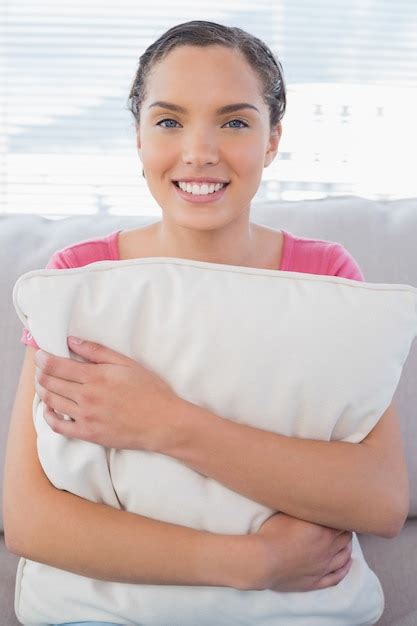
[148,101,260,115]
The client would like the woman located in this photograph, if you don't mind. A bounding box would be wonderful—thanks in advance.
[4,20,408,626]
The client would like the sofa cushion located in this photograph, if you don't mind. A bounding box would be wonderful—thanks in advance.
[0,535,20,626]
[358,519,417,626]
[11,257,417,625]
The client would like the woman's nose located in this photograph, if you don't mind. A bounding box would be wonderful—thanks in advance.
[182,132,220,166]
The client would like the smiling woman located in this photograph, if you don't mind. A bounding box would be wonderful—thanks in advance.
[4,18,408,626]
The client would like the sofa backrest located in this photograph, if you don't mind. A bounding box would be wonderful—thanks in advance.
[1,195,416,531]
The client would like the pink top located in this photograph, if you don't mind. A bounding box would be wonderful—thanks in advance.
[21,228,365,349]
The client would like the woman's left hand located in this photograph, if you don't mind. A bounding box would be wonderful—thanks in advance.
[34,336,182,452]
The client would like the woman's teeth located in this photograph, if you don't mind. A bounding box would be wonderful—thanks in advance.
[176,181,227,195]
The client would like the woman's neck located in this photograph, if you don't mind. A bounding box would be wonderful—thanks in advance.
[118,221,283,270]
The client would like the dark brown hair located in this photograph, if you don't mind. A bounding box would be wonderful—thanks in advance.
[126,20,286,132]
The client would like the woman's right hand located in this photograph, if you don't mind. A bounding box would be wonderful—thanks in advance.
[247,512,353,592]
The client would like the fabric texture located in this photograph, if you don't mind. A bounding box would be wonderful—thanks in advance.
[12,247,417,625]
[20,228,365,347]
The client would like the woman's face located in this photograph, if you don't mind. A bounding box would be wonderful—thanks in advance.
[137,44,281,230]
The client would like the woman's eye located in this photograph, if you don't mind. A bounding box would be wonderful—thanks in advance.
[224,119,249,129]
[156,118,249,129]
[156,118,180,129]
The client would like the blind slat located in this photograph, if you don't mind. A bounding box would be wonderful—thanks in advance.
[2,0,416,212]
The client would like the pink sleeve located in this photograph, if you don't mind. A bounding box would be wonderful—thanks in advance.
[20,250,73,349]
[327,243,365,282]
[19,233,118,349]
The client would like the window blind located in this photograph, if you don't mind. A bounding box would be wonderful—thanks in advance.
[1,0,416,217]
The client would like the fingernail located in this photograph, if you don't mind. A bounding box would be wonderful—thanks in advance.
[68,336,83,344]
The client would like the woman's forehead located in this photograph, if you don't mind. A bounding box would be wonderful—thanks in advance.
[148,46,260,87]
[159,44,247,65]
[145,52,263,108]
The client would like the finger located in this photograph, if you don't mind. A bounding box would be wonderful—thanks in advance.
[329,545,352,573]
[35,378,80,419]
[35,368,83,403]
[316,558,353,589]
[67,336,130,366]
[335,532,353,552]
[328,556,353,580]
[43,405,79,438]
[44,405,74,422]
[35,349,91,384]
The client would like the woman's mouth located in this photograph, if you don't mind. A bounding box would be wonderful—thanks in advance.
[172,181,230,204]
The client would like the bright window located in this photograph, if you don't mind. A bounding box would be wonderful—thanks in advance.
[1,0,416,216]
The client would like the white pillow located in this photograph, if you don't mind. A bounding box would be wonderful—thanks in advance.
[13,257,417,626]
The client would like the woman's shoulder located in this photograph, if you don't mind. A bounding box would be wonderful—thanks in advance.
[21,230,122,347]
[45,230,121,269]
[282,229,365,281]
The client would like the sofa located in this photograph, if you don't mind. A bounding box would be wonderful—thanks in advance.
[1,195,416,626]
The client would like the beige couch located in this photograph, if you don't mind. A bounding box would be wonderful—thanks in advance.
[1,196,416,625]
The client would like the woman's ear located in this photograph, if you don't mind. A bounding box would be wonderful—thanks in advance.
[136,126,141,155]
[264,122,282,168]
[136,128,145,178]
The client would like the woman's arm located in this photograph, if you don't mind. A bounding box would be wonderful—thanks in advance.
[2,346,253,588]
[4,345,355,595]
[159,398,409,538]
[32,336,409,540]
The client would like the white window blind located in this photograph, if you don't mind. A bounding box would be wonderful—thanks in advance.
[1,0,416,217]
